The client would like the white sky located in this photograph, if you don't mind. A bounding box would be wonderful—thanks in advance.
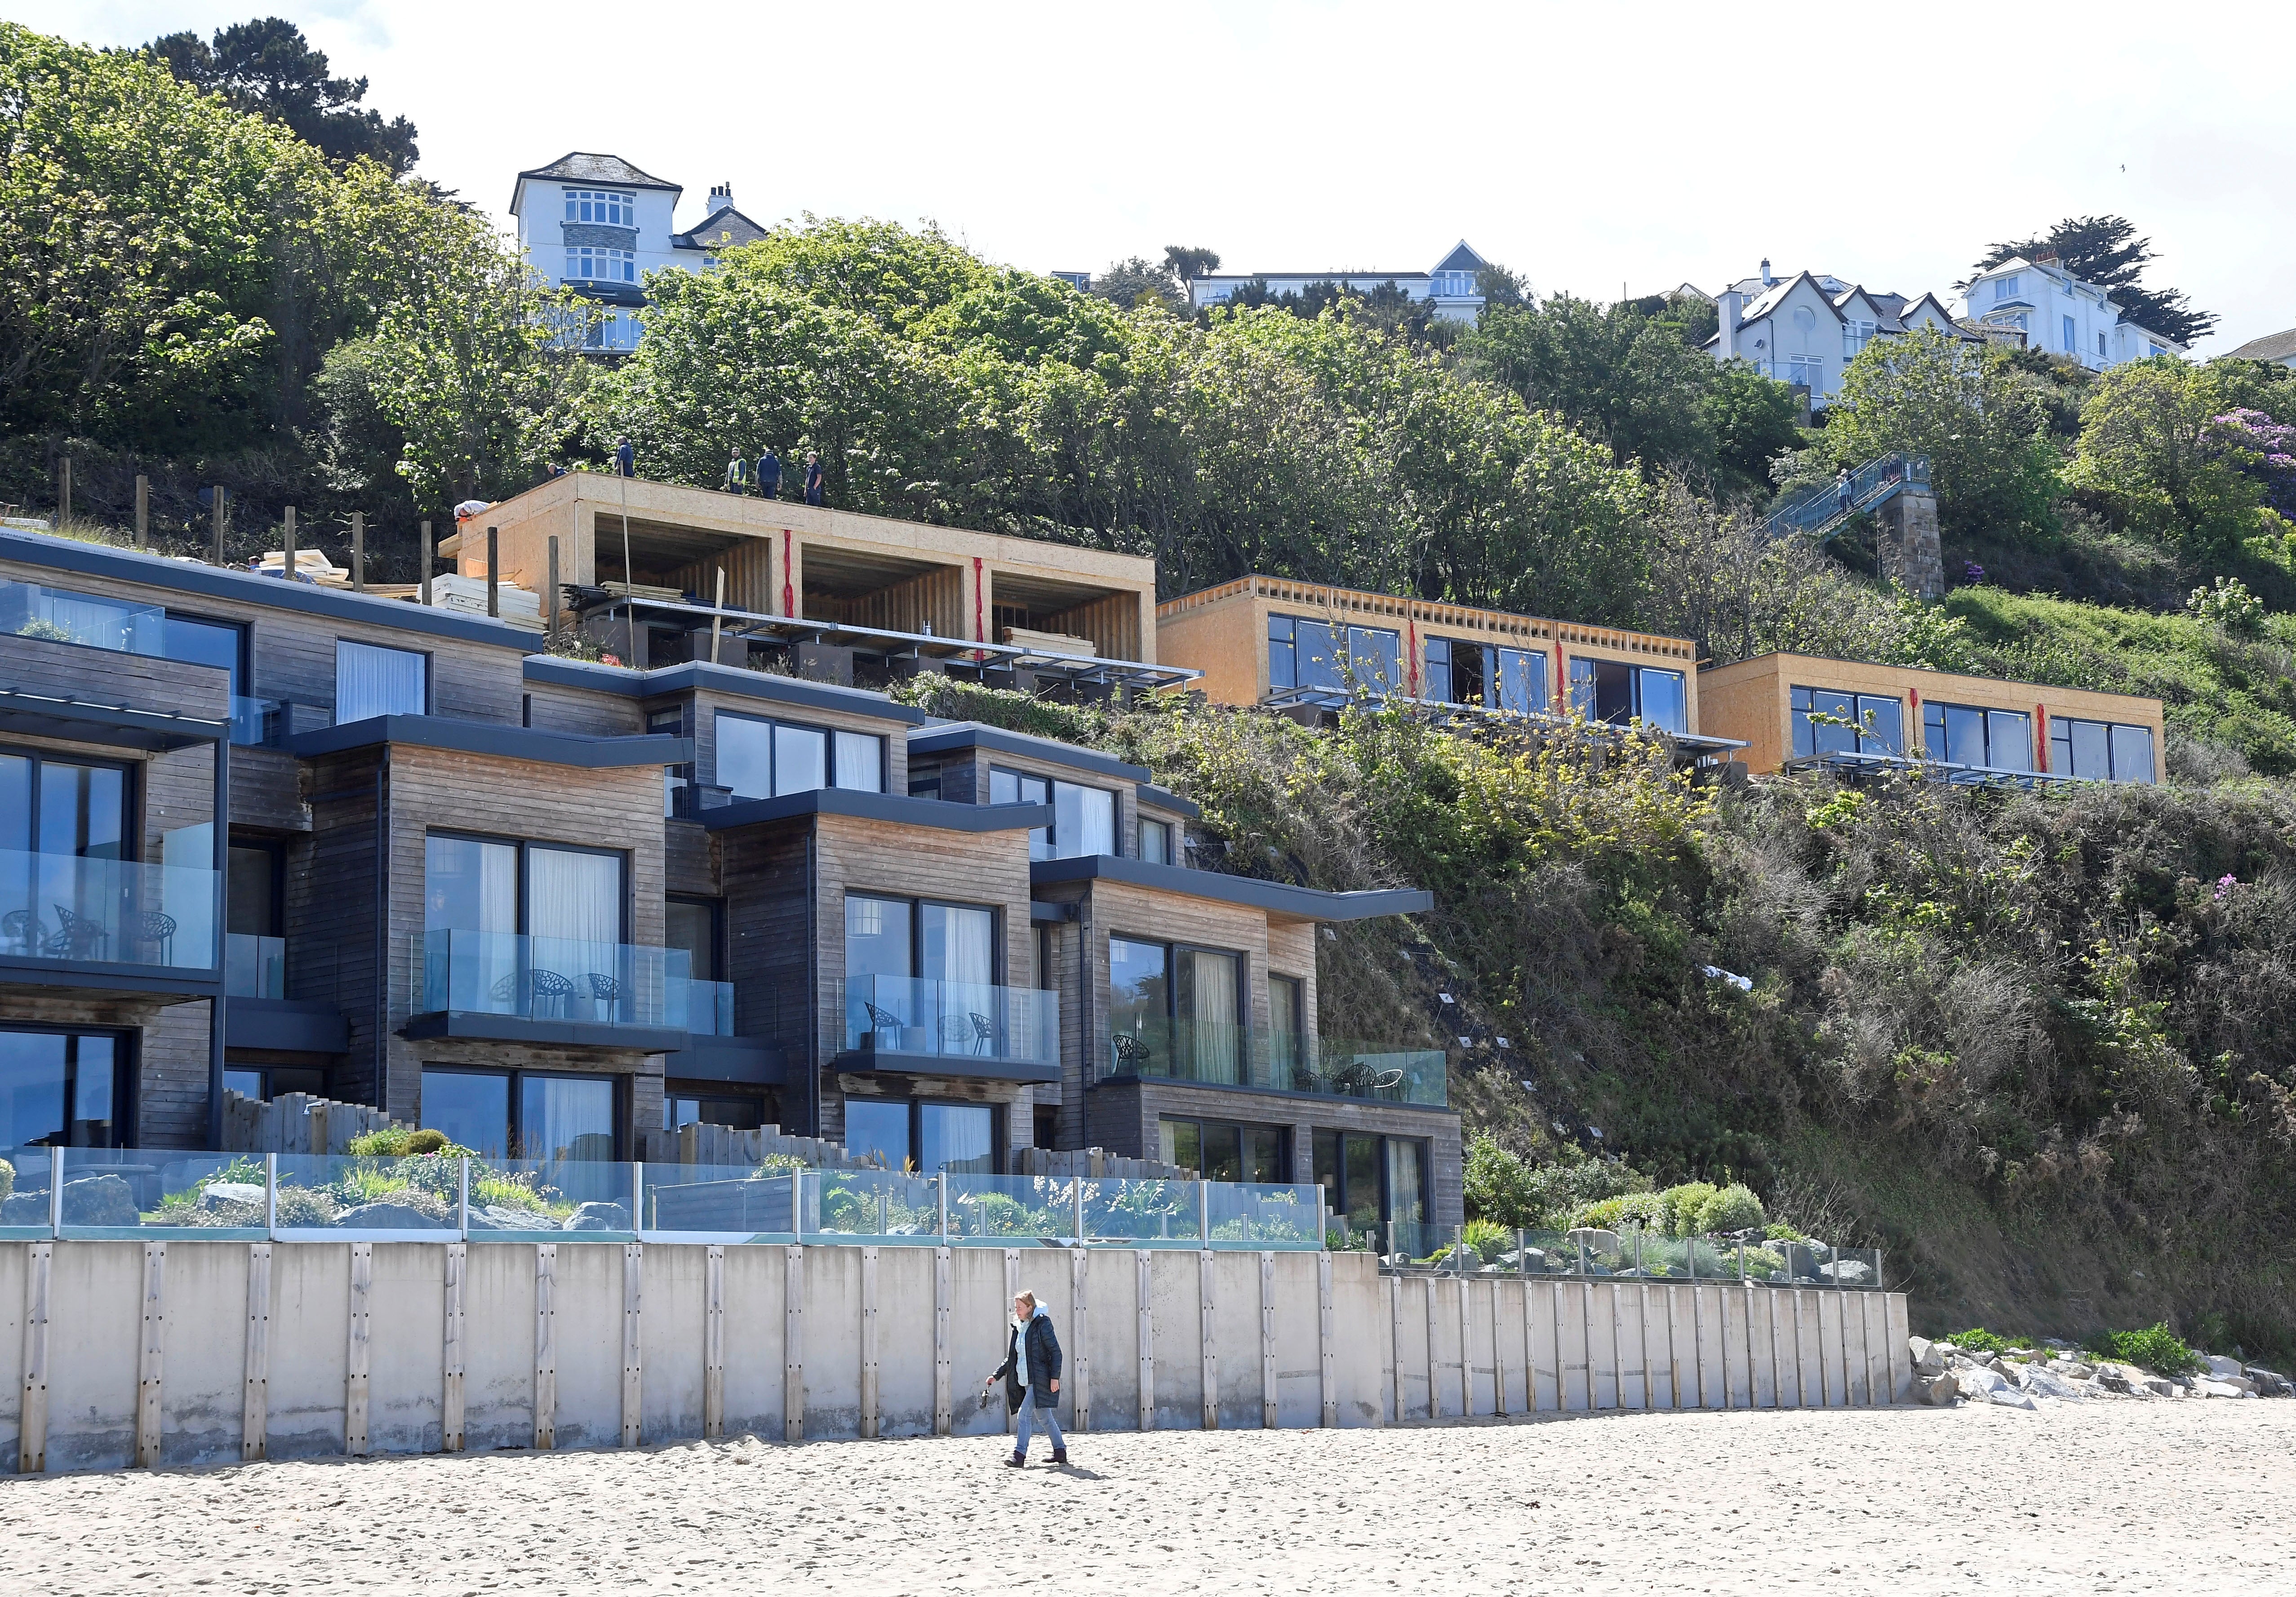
[23,0,2296,352]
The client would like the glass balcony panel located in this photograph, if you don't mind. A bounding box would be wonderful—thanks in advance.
[1206,1181,1323,1247]
[0,849,219,971]
[1106,1019,1446,1107]
[55,1147,268,1237]
[271,1152,462,1234]
[945,1174,1077,1241]
[808,1168,941,1239]
[839,975,1058,1065]
[224,932,285,998]
[413,931,697,1029]
[643,1161,796,1237]
[468,1157,631,1239]
[1077,1178,1202,1243]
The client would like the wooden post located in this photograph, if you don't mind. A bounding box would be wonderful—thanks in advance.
[19,1241,50,1474]
[486,527,499,618]
[345,1241,372,1455]
[621,1241,643,1448]
[703,1245,726,1439]
[419,521,433,606]
[782,1244,804,1443]
[134,475,149,549]
[441,1241,466,1452]
[211,486,226,565]
[136,1241,166,1467]
[1198,1246,1218,1430]
[860,1246,880,1440]
[711,567,726,664]
[1386,1272,1404,1423]
[242,1241,271,1461]
[547,536,561,641]
[58,454,71,523]
[1258,1251,1278,1429]
[1424,1277,1441,1419]
[1459,1270,1474,1416]
[932,1245,952,1436]
[351,512,365,592]
[282,505,296,583]
[534,1242,557,1450]
[1135,1249,1155,1433]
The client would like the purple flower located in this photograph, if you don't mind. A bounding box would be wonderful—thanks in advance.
[2216,872,2239,903]
[1962,561,1986,583]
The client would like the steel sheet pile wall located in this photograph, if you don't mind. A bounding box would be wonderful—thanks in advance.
[0,1243,1911,1474]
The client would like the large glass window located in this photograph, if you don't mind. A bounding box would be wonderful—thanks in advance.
[424,835,518,934]
[0,583,250,738]
[1108,937,1169,1063]
[0,1028,123,1148]
[843,1097,997,1176]
[562,187,635,226]
[520,1074,616,1162]
[2,750,133,968]
[1497,647,1548,716]
[1106,936,1243,1083]
[717,712,881,801]
[2048,717,2156,783]
[1268,614,1399,696]
[1138,818,1173,864]
[1160,1116,1284,1182]
[990,768,1113,860]
[1790,686,1905,760]
[1313,1129,1431,1240]
[1426,638,1547,715]
[335,641,427,721]
[1924,702,2031,772]
[844,893,998,1048]
[420,1068,511,1158]
[1568,658,1685,731]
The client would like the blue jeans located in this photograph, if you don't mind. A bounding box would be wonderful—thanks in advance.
[1015,1397,1064,1458]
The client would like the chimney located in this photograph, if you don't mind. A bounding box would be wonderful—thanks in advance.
[709,182,734,214]
[1716,290,1743,361]
[1760,258,1774,288]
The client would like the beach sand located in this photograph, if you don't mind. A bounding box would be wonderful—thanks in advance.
[4,1400,2288,1594]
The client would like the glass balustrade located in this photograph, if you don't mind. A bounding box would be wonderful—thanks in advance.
[1102,1018,1447,1107]
[412,930,724,1032]
[838,975,1059,1066]
[0,849,219,971]
[224,932,285,998]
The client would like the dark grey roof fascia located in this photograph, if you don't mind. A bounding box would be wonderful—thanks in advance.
[523,656,930,724]
[0,528,534,650]
[831,1046,1059,1086]
[0,686,228,752]
[906,721,1149,782]
[515,151,682,193]
[702,789,1052,834]
[401,1010,687,1054]
[1135,782,1202,819]
[287,716,691,768]
[226,998,351,1054]
[1027,854,1431,921]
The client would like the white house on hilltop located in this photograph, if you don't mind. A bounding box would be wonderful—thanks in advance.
[1188,241,1492,323]
[1688,261,1975,410]
[509,152,770,352]
[1954,254,2185,371]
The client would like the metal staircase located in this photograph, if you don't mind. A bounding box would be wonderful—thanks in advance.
[1766,452,1931,541]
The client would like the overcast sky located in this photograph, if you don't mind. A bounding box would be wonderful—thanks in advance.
[26,1,2296,351]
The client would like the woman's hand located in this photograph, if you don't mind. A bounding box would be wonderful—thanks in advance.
[1049,1379,1060,1393]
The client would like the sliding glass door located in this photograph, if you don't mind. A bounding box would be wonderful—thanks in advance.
[424,834,625,1019]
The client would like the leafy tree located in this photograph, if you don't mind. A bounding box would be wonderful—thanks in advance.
[1161,245,1220,286]
[146,17,418,175]
[1465,293,1721,475]
[1089,255,1182,314]
[1463,1135,1540,1227]
[2068,360,2268,556]
[1965,214,2215,346]
[1823,329,2061,540]
[1703,360,1803,498]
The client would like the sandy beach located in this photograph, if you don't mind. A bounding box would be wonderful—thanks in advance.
[5,1401,2289,1594]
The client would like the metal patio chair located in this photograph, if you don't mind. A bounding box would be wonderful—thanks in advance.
[48,903,108,961]
[129,909,176,966]
[2,909,44,957]
[584,970,624,1021]
[1111,1033,1150,1073]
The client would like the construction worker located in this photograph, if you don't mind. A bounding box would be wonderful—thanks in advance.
[757,445,782,500]
[724,449,749,494]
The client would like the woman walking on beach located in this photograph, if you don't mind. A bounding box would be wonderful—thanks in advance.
[985,1290,1066,1467]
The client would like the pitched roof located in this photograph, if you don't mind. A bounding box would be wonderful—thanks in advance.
[1430,240,1489,276]
[1740,270,1844,326]
[672,204,772,251]
[2223,327,2296,363]
[517,151,682,191]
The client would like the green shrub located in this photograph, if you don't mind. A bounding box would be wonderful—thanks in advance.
[1463,1136,1540,1228]
[1950,1326,2012,1355]
[1696,1183,1766,1236]
[346,1128,412,1157]
[272,1188,335,1226]
[405,1128,449,1156]
[2084,1323,2202,1377]
[1463,1218,1513,1259]
[1763,1222,1806,1241]
[1612,1192,1667,1231]
[1568,1197,1628,1230]
[1659,1181,1718,1237]
[753,1154,807,1177]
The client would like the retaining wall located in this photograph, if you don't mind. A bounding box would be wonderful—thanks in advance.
[1,1241,1913,1474]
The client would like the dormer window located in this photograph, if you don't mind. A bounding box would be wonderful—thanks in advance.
[1993,274,2021,300]
[564,188,636,227]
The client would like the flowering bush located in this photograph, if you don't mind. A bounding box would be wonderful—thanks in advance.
[2187,574,2266,637]
[2210,409,2296,520]
[1962,561,1986,584]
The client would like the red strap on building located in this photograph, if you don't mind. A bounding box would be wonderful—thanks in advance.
[782,529,795,617]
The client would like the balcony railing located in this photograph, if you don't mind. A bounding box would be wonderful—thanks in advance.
[836,975,1059,1067]
[410,930,722,1032]
[1766,452,1932,540]
[224,932,285,997]
[0,849,218,972]
[1102,1018,1448,1107]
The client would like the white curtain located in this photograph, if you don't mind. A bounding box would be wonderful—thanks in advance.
[1187,949,1240,1084]
[834,730,883,792]
[923,904,994,988]
[335,641,426,722]
[527,846,621,947]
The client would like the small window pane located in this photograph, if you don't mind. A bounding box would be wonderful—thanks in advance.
[422,1068,509,1158]
[989,769,1019,806]
[2111,724,2154,784]
[2070,720,2111,780]
[1859,696,1903,755]
[1342,1134,1381,1232]
[833,730,883,792]
[1636,668,1686,733]
[519,1074,615,1162]
[335,641,426,721]
[772,724,827,796]
[1988,711,2033,772]
[1055,783,1115,858]
[1943,706,1987,768]
[1790,687,1816,758]
[846,1098,911,1170]
[1387,1139,1427,1227]
[1811,690,1857,755]
[1267,617,1296,692]
[1138,819,1171,864]
[1201,1122,1242,1183]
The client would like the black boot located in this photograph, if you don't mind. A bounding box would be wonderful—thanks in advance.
[1004,1452,1026,1468]
[1052,1446,1069,1466]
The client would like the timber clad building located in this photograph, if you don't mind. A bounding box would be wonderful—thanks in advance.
[0,479,2167,1241]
